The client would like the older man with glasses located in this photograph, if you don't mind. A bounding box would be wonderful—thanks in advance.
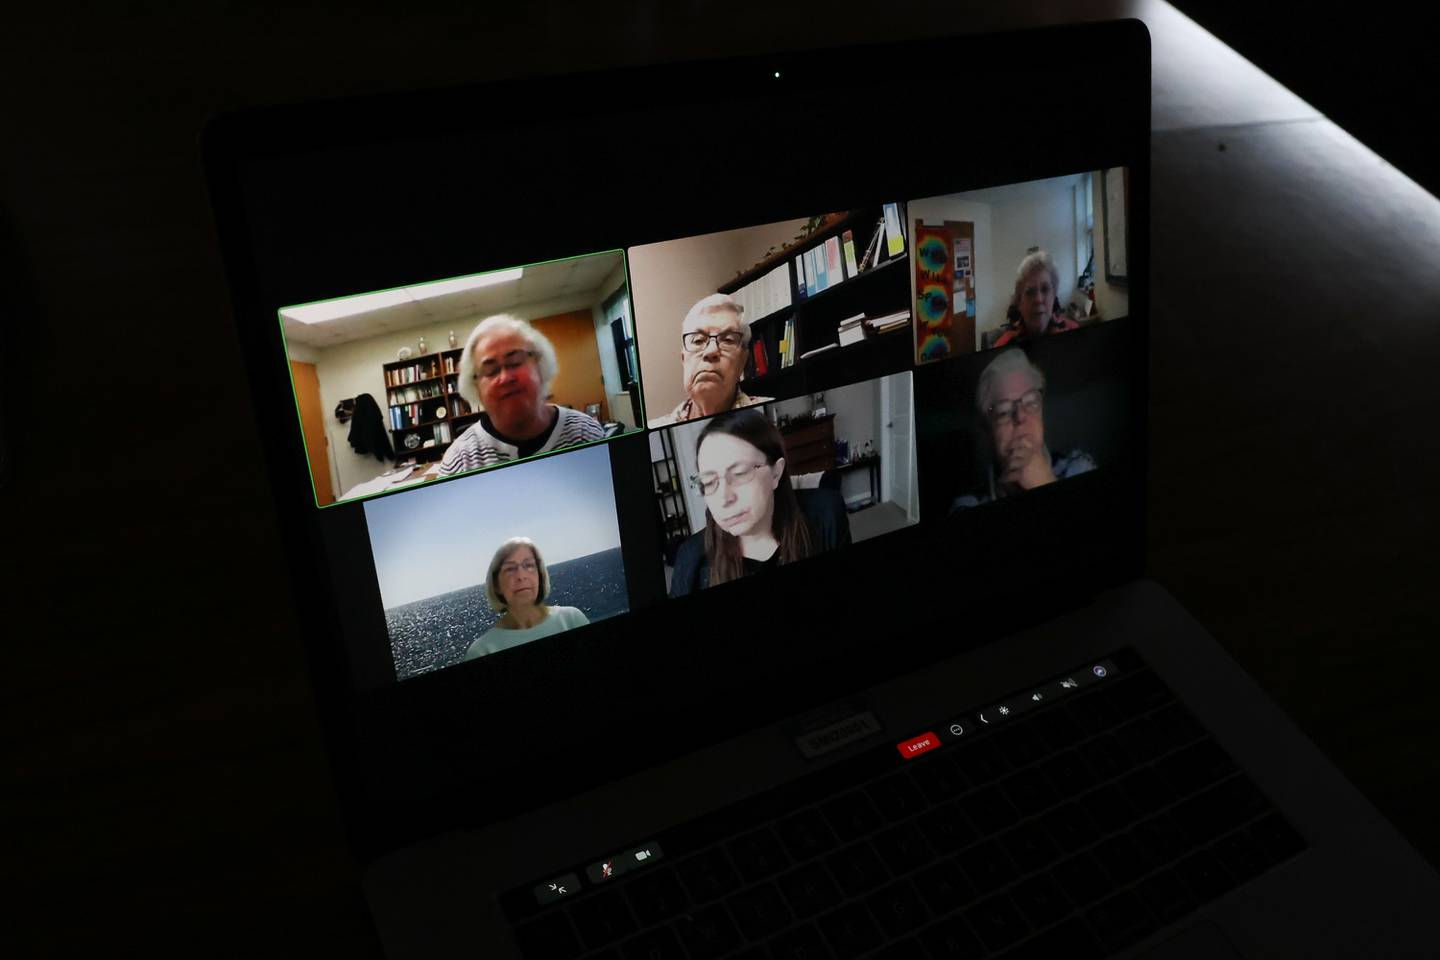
[952,348,1095,510]
[647,293,773,428]
[437,314,605,477]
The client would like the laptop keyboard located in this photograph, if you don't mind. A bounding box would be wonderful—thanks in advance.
[503,654,1305,960]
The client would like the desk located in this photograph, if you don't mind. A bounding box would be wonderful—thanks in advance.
[339,462,442,501]
[831,454,881,509]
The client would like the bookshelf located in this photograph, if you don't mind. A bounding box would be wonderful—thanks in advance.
[382,347,483,463]
[651,429,692,566]
[722,204,913,400]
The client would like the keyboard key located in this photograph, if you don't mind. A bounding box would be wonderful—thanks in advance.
[911,754,970,804]
[1136,868,1196,925]
[919,801,977,855]
[1053,852,1113,907]
[822,791,883,842]
[1039,747,1097,796]
[777,862,842,919]
[919,915,985,960]
[570,890,638,950]
[1027,707,1085,753]
[1129,812,1191,865]
[1040,802,1097,854]
[514,912,582,960]
[1212,774,1270,826]
[674,904,741,960]
[676,849,741,904]
[1156,739,1236,796]
[1065,692,1121,736]
[871,937,926,960]
[964,893,1031,952]
[994,724,1050,767]
[1117,765,1175,816]
[873,822,935,874]
[1076,735,1132,781]
[1149,702,1204,751]
[959,786,1019,834]
[867,773,930,821]
[952,739,1011,784]
[767,923,834,960]
[994,916,1102,960]
[1248,812,1305,863]
[817,902,883,960]
[1000,769,1059,818]
[1212,829,1271,883]
[1080,783,1137,836]
[1086,890,1157,954]
[729,883,794,942]
[866,879,931,938]
[999,822,1058,874]
[826,841,890,897]
[1175,847,1234,903]
[956,840,1018,891]
[913,858,977,918]
[1010,874,1071,929]
[620,926,686,960]
[1093,831,1153,885]
[727,828,792,883]
[623,866,690,926]
[776,809,839,862]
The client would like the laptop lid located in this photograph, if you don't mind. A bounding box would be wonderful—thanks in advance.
[204,21,1149,861]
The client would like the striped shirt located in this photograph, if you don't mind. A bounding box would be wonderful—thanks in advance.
[436,406,605,477]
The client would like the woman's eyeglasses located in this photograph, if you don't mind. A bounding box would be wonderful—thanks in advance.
[691,461,770,497]
[986,389,1044,426]
[681,330,745,354]
[475,349,536,379]
[500,558,539,577]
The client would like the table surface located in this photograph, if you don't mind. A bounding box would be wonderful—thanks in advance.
[5,2,1437,955]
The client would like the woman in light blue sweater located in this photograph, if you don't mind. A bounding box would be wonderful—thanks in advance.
[462,537,588,661]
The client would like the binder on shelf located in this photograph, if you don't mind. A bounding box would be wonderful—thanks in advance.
[753,339,769,377]
[794,255,807,300]
[803,249,817,297]
[842,229,859,278]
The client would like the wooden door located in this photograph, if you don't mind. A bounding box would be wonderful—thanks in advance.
[290,361,335,505]
[532,309,609,422]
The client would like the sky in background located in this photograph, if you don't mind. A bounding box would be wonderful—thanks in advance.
[364,444,622,608]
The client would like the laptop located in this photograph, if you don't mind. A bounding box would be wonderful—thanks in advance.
[204,21,1440,959]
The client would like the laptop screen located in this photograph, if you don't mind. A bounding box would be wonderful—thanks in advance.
[207,23,1148,854]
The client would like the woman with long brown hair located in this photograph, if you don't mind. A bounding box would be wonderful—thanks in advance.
[669,408,849,596]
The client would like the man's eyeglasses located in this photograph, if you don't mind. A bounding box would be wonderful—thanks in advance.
[682,330,745,354]
[691,460,770,496]
[987,389,1044,426]
[475,349,536,380]
[500,558,538,577]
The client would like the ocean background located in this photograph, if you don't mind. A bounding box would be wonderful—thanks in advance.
[386,546,630,680]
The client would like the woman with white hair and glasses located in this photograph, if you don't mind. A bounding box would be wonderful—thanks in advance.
[437,314,605,477]
[993,250,1081,348]
[462,537,590,660]
[952,348,1095,511]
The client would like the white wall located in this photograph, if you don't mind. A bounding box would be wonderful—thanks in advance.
[630,217,809,419]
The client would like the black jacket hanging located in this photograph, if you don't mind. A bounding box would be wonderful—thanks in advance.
[347,393,394,462]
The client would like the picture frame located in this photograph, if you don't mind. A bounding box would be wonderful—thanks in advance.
[1102,166,1129,285]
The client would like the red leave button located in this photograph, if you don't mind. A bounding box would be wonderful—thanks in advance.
[896,732,941,760]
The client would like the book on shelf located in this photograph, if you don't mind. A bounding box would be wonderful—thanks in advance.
[883,202,906,257]
[752,338,769,376]
[825,236,844,284]
[794,255,806,300]
[868,309,912,334]
[857,215,885,272]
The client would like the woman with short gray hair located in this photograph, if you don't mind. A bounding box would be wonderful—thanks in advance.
[438,314,605,477]
[994,249,1080,347]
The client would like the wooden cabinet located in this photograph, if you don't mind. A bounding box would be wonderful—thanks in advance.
[779,414,836,474]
